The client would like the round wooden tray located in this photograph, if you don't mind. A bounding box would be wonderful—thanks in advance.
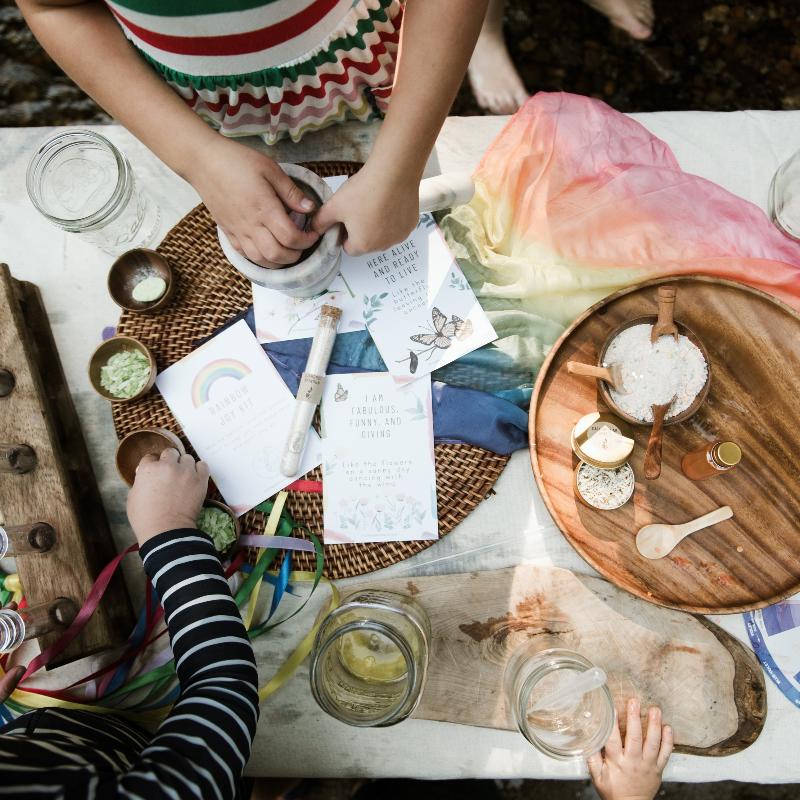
[113,161,509,580]
[530,275,800,614]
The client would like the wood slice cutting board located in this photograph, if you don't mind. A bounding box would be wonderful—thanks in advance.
[530,275,800,614]
[350,565,766,756]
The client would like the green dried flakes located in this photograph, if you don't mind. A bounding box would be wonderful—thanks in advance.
[100,349,151,399]
[197,506,237,553]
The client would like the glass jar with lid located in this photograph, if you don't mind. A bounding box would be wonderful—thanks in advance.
[27,129,160,255]
[309,590,431,727]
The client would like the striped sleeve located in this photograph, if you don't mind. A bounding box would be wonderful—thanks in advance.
[116,528,259,799]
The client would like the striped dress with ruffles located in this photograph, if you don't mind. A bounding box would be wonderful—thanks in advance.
[105,0,403,143]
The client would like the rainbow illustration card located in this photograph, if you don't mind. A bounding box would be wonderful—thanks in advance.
[320,372,437,544]
[155,319,322,516]
[337,215,497,382]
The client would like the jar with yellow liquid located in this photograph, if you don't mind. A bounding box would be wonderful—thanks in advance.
[309,590,430,727]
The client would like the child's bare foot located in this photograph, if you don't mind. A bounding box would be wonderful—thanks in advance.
[468,0,528,115]
[468,32,529,115]
[583,0,655,40]
[587,698,673,800]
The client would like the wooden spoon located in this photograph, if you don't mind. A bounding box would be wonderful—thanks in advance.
[651,285,679,343]
[643,400,673,480]
[567,361,628,394]
[636,506,734,559]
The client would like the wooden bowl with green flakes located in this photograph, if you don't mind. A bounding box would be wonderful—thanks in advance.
[197,500,240,558]
[89,335,156,403]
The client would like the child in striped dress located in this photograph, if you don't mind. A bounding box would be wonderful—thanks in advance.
[17,0,487,266]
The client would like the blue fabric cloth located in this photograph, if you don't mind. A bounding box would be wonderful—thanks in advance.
[206,308,529,456]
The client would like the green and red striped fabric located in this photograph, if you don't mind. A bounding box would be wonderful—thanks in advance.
[106,0,402,142]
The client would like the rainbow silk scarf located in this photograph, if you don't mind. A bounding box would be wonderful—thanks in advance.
[440,92,800,395]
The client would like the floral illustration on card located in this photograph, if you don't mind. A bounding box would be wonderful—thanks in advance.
[404,396,427,422]
[363,292,389,327]
[396,306,474,374]
[448,270,470,292]
[417,214,437,232]
[336,494,427,533]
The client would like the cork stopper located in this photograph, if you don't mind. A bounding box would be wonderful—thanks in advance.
[320,304,342,321]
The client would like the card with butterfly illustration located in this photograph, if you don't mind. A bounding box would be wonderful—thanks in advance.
[320,372,438,544]
[338,214,497,381]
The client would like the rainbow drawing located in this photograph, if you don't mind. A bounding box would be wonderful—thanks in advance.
[191,358,252,407]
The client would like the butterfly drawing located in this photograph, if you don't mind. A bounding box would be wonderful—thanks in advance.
[400,307,474,374]
[334,383,348,402]
[410,307,473,349]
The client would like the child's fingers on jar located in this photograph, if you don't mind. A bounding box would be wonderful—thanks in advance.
[656,725,673,770]
[586,751,604,782]
[623,698,643,756]
[642,706,662,761]
[602,714,623,760]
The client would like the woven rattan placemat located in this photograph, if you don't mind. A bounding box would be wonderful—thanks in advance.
[113,161,509,579]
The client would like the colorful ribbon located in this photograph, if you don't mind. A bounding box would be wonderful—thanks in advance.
[1,489,337,724]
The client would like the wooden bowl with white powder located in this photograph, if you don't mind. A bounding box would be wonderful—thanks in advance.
[597,316,711,427]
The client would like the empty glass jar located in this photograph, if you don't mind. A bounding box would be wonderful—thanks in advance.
[309,590,430,727]
[27,129,160,254]
[769,148,800,241]
[505,646,615,760]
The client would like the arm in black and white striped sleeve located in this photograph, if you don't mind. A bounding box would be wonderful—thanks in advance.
[116,528,259,800]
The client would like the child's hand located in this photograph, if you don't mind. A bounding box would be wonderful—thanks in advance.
[312,162,419,256]
[190,138,320,266]
[127,449,210,546]
[587,698,673,800]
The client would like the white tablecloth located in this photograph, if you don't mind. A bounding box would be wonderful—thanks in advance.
[1,109,799,783]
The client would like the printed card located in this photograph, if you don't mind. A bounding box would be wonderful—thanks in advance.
[155,319,322,516]
[321,373,438,544]
[339,215,497,381]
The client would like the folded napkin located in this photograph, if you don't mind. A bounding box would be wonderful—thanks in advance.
[440,91,800,398]
[206,308,529,456]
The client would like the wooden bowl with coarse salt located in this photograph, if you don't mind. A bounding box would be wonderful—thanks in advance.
[597,315,712,427]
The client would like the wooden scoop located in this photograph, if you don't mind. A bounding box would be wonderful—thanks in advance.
[651,285,680,343]
[643,399,673,480]
[566,361,628,394]
[636,506,734,559]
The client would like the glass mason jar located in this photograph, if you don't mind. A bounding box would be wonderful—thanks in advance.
[0,523,56,559]
[769,148,800,241]
[0,597,78,653]
[26,129,160,255]
[309,590,431,727]
[504,646,615,760]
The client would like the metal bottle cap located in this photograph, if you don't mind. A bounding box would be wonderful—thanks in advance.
[716,441,742,466]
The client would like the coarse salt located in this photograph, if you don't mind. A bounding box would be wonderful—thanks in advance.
[604,324,708,423]
[575,462,635,510]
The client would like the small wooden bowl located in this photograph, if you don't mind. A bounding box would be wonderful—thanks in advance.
[108,248,174,313]
[88,335,156,403]
[597,315,712,426]
[199,499,241,557]
[116,427,185,486]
